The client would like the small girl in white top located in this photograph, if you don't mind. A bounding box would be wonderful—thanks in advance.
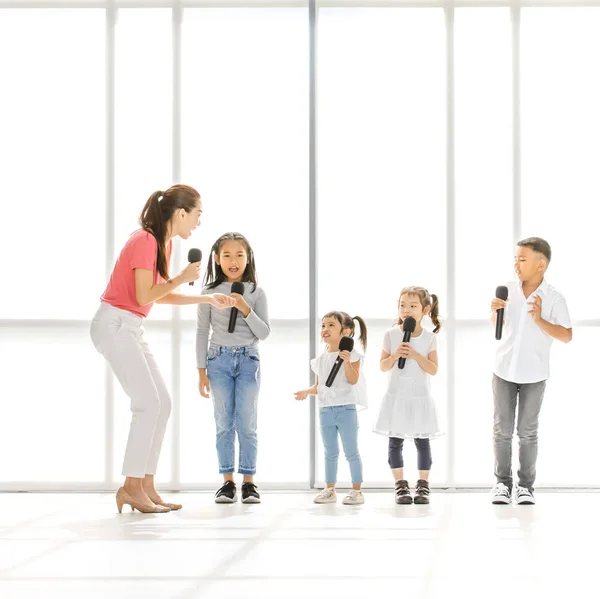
[294,312,368,505]
[374,287,442,505]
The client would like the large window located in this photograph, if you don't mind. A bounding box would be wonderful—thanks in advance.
[521,7,600,485]
[179,7,309,485]
[453,7,513,485]
[0,9,105,321]
[0,9,106,484]
[1,1,597,490]
[317,6,447,485]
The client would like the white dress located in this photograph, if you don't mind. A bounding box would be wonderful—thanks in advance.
[310,348,368,409]
[373,326,442,439]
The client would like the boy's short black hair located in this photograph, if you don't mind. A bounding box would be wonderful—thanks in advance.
[517,237,551,264]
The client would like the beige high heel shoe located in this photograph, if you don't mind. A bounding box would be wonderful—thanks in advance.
[145,493,182,511]
[154,500,182,511]
[116,487,171,514]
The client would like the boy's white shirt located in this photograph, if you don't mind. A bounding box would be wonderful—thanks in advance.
[494,278,571,384]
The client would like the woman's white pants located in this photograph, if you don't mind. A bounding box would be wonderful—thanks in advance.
[90,302,171,478]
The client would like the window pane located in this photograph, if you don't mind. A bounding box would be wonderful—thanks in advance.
[455,8,513,319]
[0,10,105,320]
[522,8,600,320]
[317,8,446,319]
[454,328,496,485]
[181,8,308,320]
[114,8,173,321]
[180,7,309,484]
[536,327,596,486]
[317,8,446,485]
[0,328,105,482]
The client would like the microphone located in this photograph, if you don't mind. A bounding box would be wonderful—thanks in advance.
[187,248,202,286]
[228,281,245,333]
[398,317,416,369]
[325,336,354,388]
[495,285,509,340]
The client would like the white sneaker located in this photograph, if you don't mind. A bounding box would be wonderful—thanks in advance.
[491,483,511,505]
[515,485,535,505]
[313,488,337,504]
[342,489,365,505]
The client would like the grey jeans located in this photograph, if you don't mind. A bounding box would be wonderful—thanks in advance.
[492,374,546,491]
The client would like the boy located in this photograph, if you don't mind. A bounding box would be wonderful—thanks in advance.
[490,237,572,505]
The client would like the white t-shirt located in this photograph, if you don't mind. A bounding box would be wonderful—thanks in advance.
[310,348,368,409]
[373,326,441,439]
[382,326,438,399]
[494,279,571,384]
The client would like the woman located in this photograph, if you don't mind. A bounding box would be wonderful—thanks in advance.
[91,184,235,513]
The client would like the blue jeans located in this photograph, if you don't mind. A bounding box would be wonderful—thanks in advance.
[319,405,363,484]
[207,345,260,476]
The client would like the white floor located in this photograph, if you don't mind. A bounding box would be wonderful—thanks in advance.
[0,491,593,598]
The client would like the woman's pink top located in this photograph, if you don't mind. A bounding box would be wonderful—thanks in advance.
[101,229,172,318]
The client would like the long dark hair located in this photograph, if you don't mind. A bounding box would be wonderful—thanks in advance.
[395,286,442,333]
[139,184,200,281]
[204,232,258,292]
[323,311,368,351]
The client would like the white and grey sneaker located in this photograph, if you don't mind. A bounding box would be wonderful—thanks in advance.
[342,489,365,505]
[313,488,337,504]
[491,483,512,505]
[515,485,535,505]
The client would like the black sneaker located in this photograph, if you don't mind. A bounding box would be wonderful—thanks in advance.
[394,479,413,504]
[241,482,261,504]
[215,480,237,503]
[414,480,430,505]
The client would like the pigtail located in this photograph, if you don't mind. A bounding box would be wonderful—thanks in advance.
[430,293,442,333]
[352,316,368,351]
[203,240,219,289]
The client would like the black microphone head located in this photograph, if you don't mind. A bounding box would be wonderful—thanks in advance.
[402,317,417,333]
[496,285,509,301]
[231,281,245,295]
[188,248,202,263]
[339,336,354,352]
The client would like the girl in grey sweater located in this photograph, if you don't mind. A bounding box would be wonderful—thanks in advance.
[196,233,270,504]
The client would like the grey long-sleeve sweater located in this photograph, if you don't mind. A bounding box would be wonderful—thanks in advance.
[196,281,270,368]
